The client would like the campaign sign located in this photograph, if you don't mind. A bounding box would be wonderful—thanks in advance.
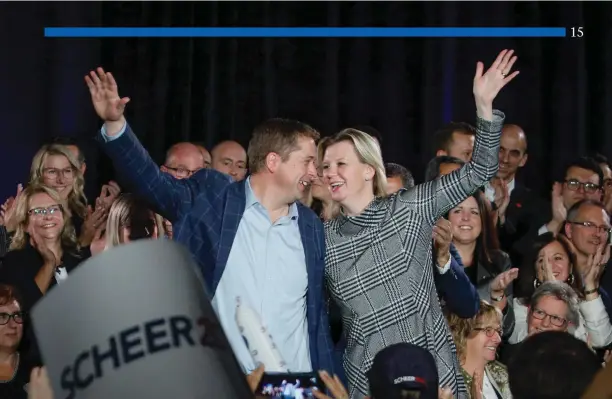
[31,239,253,399]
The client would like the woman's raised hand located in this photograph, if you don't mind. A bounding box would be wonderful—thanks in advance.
[473,49,519,118]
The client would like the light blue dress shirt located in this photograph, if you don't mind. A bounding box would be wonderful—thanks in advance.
[101,123,312,374]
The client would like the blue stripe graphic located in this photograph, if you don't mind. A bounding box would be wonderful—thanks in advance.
[44,27,567,38]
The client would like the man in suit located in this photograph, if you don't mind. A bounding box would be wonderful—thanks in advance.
[485,125,548,266]
[85,68,335,377]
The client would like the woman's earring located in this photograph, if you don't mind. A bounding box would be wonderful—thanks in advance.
[567,273,575,285]
[533,278,542,289]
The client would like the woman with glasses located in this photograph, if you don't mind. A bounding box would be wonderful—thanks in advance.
[510,233,612,348]
[446,300,511,399]
[0,184,91,366]
[501,281,581,366]
[29,144,107,246]
[0,284,38,399]
[0,184,91,311]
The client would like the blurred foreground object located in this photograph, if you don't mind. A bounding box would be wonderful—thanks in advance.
[31,239,253,399]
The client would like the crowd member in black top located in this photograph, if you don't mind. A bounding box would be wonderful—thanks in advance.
[0,184,90,311]
[0,284,38,399]
[0,184,91,365]
[445,190,518,337]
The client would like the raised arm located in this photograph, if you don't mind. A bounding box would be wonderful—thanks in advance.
[85,68,215,221]
[399,50,519,223]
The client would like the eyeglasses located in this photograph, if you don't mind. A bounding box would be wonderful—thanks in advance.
[568,221,612,235]
[43,167,74,180]
[28,205,63,217]
[0,312,24,325]
[530,308,568,327]
[163,166,200,178]
[564,179,600,193]
[473,326,502,338]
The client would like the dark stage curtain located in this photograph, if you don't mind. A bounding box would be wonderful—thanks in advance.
[1,2,612,201]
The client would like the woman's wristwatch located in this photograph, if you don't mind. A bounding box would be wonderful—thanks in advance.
[491,291,505,302]
[584,287,599,295]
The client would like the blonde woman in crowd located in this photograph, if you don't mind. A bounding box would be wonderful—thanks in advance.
[90,194,158,255]
[28,144,106,246]
[318,49,519,397]
[0,184,90,310]
[447,301,511,399]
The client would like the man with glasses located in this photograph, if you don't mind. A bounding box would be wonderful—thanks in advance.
[512,157,605,265]
[539,156,604,237]
[564,199,612,314]
[161,142,206,179]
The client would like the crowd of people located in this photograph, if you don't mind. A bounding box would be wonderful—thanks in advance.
[0,48,611,399]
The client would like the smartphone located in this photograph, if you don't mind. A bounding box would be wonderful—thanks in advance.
[255,372,324,398]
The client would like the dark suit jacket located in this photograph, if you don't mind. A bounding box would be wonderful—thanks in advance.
[498,183,549,267]
[435,244,480,318]
[470,250,516,339]
[99,124,335,374]
[0,243,90,366]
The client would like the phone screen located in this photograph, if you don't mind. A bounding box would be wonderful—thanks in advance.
[255,372,324,398]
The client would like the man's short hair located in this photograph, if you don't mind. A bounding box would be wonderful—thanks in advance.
[353,125,383,144]
[561,156,604,186]
[247,118,320,174]
[593,153,611,170]
[385,163,415,189]
[566,199,607,224]
[424,156,466,182]
[508,331,601,399]
[50,136,85,164]
[432,122,476,153]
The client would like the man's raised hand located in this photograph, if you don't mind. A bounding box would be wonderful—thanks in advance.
[84,68,130,128]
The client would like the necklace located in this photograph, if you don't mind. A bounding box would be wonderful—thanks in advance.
[0,352,20,383]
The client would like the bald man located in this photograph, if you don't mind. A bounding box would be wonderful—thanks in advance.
[211,140,247,181]
[192,142,212,168]
[157,142,207,239]
[161,142,205,179]
[485,124,547,266]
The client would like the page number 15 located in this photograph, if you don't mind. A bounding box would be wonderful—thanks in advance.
[571,27,584,38]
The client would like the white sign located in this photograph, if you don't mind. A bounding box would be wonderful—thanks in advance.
[31,239,253,399]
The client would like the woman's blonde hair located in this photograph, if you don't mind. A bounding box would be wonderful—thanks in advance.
[9,184,78,251]
[446,301,502,363]
[317,128,387,198]
[104,194,155,250]
[29,144,87,219]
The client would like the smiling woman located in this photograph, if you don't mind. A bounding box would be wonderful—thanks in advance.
[29,144,89,240]
[446,301,512,399]
[0,184,91,365]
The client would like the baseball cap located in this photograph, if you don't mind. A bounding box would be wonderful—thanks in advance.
[366,343,439,399]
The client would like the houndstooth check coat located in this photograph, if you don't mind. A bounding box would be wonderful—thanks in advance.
[324,110,504,398]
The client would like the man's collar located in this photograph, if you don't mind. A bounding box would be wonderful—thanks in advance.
[244,177,299,220]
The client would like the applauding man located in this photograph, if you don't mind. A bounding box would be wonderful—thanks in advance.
[85,69,335,377]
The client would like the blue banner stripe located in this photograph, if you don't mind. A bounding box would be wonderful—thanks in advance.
[44,27,567,38]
